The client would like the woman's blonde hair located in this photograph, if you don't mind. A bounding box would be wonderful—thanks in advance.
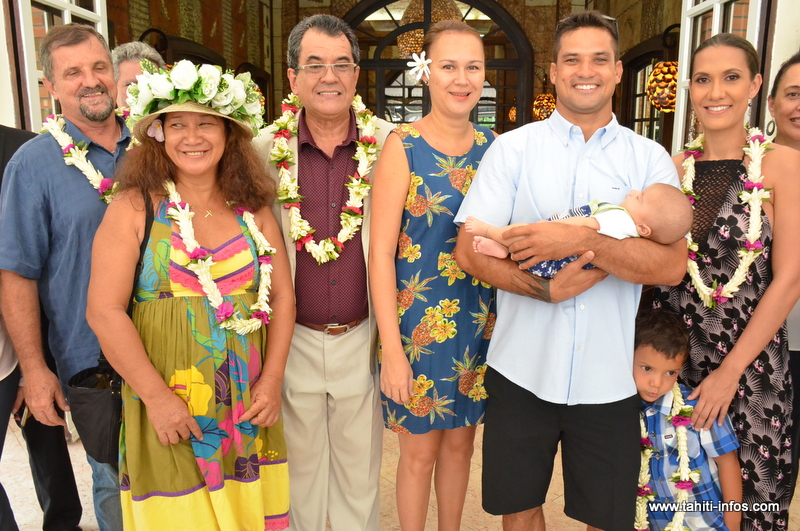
[421,20,482,58]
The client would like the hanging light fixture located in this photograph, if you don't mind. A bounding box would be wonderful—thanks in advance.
[646,61,678,112]
[508,99,517,122]
[397,0,463,59]
[532,94,556,121]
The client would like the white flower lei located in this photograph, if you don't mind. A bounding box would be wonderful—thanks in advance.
[266,93,380,265]
[681,128,771,309]
[164,180,276,335]
[41,114,117,203]
[635,416,656,531]
[636,383,701,531]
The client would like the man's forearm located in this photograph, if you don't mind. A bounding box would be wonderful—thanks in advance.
[0,271,47,373]
[455,228,553,302]
[585,232,687,286]
[504,222,687,286]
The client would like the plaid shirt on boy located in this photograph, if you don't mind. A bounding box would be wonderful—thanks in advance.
[642,383,740,530]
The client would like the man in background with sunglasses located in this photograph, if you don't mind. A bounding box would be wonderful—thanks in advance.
[254,14,392,531]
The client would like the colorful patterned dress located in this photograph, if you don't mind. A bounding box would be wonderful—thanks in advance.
[120,200,290,530]
[381,124,496,434]
[653,160,792,531]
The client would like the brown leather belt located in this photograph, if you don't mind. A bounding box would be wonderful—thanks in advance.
[296,316,367,336]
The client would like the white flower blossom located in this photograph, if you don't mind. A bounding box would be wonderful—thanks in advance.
[229,79,247,109]
[170,60,199,90]
[212,74,236,109]
[407,52,432,84]
[244,100,262,116]
[196,65,221,103]
[148,73,175,99]
[129,78,154,117]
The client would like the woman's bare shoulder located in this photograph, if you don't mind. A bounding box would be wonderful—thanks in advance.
[763,143,800,183]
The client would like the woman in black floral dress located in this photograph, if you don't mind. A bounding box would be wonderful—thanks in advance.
[653,34,800,530]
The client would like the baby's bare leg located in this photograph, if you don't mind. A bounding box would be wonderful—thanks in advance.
[464,216,497,238]
[473,236,511,259]
[465,217,529,246]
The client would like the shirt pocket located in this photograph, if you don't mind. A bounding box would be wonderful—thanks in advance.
[599,183,631,207]
[663,426,701,465]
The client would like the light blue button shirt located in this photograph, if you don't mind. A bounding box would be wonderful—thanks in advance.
[454,110,678,405]
[0,116,130,384]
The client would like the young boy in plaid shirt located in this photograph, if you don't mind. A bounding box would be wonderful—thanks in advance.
[635,310,742,530]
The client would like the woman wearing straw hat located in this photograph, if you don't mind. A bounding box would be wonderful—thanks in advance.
[87,59,294,529]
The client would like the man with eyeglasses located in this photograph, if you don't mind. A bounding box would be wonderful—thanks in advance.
[254,14,392,531]
[454,10,685,531]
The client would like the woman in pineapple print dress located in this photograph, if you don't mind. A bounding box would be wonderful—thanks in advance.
[87,76,294,529]
[370,20,495,531]
[652,34,800,531]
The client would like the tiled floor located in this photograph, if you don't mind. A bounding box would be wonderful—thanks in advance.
[2,422,800,530]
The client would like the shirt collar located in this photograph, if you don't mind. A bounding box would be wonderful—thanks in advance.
[546,109,620,148]
[641,387,674,417]
[62,114,131,152]
[298,108,358,149]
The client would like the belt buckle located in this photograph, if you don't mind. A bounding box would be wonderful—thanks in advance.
[323,323,349,335]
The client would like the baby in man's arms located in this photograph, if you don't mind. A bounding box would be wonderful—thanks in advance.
[464,183,693,278]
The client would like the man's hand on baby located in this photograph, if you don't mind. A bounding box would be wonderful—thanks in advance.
[548,251,608,303]
[505,222,589,268]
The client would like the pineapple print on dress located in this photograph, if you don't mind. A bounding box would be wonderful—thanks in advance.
[470,295,496,340]
[406,375,455,423]
[381,122,495,434]
[442,347,488,402]
[395,123,421,142]
[397,270,436,317]
[405,172,453,227]
[397,219,421,263]
[401,299,459,362]
[431,154,477,196]
[383,401,411,434]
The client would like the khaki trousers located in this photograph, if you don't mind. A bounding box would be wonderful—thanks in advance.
[283,321,383,531]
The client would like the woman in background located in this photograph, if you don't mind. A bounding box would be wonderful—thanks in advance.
[768,50,800,498]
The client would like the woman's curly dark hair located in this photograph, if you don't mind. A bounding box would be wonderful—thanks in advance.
[115,117,275,210]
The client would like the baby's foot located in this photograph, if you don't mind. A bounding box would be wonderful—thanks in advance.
[473,236,510,259]
[464,216,479,234]
[464,216,491,237]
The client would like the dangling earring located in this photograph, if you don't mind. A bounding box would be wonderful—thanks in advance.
[745,100,752,130]
[766,119,776,137]
[688,108,697,141]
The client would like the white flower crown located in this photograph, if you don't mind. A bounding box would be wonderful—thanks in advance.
[126,59,265,136]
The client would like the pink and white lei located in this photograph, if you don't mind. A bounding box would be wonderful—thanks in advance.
[164,180,276,335]
[266,93,379,264]
[681,128,771,309]
[41,114,116,203]
[635,383,701,531]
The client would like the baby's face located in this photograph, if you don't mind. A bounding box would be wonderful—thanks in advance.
[620,188,652,226]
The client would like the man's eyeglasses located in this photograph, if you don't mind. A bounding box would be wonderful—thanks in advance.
[295,63,358,77]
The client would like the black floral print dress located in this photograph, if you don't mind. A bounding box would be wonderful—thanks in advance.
[653,159,792,531]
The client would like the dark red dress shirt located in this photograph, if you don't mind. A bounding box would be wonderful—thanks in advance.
[293,109,369,325]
